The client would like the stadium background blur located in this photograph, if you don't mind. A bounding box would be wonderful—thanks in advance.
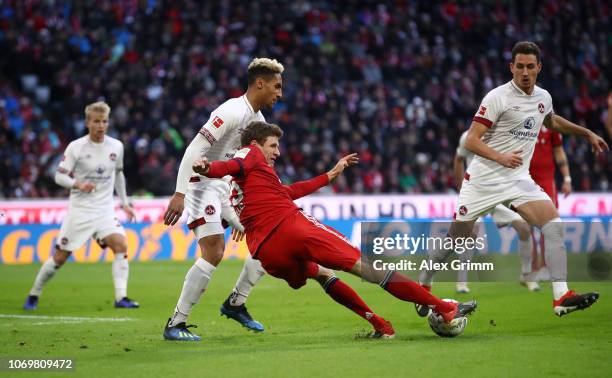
[0,0,610,199]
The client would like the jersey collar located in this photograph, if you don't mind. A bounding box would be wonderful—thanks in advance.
[242,94,256,114]
[509,79,533,96]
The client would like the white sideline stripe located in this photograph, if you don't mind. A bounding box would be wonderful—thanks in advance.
[0,314,135,322]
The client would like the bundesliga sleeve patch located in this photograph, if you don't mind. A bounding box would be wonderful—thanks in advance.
[199,127,217,144]
[212,116,224,128]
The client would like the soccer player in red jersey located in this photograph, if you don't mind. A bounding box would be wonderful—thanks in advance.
[192,121,477,338]
[528,126,572,282]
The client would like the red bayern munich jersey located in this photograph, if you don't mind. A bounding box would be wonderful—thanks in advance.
[205,145,329,256]
[529,126,562,183]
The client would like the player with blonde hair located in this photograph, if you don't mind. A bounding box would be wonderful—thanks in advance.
[24,101,138,310]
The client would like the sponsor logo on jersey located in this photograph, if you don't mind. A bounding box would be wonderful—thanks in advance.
[109,153,117,161]
[523,116,536,129]
[212,116,224,128]
[61,237,68,245]
[458,206,468,216]
[95,165,106,174]
[478,106,487,116]
[205,205,216,215]
[538,103,545,113]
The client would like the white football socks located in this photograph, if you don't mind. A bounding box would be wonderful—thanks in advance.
[112,252,129,301]
[170,258,216,327]
[518,237,534,276]
[29,258,59,296]
[229,254,266,306]
[541,218,569,300]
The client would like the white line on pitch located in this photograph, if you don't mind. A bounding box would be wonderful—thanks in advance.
[0,314,135,322]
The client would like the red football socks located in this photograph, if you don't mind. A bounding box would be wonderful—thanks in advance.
[325,278,387,329]
[384,272,453,312]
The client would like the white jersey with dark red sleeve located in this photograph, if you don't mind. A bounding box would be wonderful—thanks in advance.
[197,94,266,165]
[467,80,554,184]
[58,135,124,212]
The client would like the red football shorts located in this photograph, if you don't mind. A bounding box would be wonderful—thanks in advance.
[534,177,558,208]
[256,210,360,289]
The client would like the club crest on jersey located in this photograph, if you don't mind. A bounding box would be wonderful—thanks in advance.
[538,103,545,113]
[205,205,216,215]
[212,116,224,128]
[523,116,536,129]
[109,153,117,161]
[478,106,487,116]
[458,206,468,216]
[61,237,68,245]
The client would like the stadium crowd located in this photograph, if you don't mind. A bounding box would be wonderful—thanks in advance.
[0,0,610,198]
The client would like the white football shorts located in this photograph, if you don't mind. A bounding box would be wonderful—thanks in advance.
[56,209,125,251]
[456,178,551,222]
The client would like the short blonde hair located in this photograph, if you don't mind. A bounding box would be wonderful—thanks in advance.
[85,101,110,121]
[247,58,284,84]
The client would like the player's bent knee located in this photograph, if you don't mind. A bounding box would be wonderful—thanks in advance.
[198,234,225,266]
[513,221,531,240]
[541,217,563,237]
[53,248,71,266]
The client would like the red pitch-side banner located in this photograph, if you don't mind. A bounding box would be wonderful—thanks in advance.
[0,193,611,224]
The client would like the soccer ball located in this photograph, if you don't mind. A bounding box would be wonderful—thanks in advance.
[427,299,467,338]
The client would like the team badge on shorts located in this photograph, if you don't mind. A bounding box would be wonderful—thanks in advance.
[109,153,117,161]
[205,205,216,215]
[458,206,468,216]
[538,103,545,113]
[61,237,69,245]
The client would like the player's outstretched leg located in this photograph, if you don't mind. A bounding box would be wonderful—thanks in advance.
[220,254,265,332]
[416,244,453,317]
[316,267,395,339]
[541,219,599,316]
[23,249,68,310]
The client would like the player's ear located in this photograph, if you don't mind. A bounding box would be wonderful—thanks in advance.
[249,140,258,146]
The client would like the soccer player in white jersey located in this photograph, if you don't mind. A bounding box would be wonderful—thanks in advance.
[23,101,139,310]
[418,42,608,317]
[162,58,283,341]
[452,130,536,294]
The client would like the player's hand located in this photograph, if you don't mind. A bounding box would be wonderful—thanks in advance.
[607,92,612,108]
[587,131,609,154]
[164,192,185,226]
[192,158,210,175]
[496,150,523,168]
[122,204,136,222]
[327,153,359,182]
[231,228,245,242]
[75,181,96,193]
[561,181,572,198]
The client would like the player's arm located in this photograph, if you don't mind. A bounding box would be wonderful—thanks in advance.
[543,113,609,153]
[114,145,135,221]
[453,154,465,191]
[284,153,359,199]
[164,110,235,225]
[55,143,95,192]
[193,157,243,178]
[464,122,523,168]
[553,145,572,197]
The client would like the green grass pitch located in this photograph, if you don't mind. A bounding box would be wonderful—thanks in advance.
[1,259,611,378]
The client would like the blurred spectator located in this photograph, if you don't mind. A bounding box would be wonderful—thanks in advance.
[0,0,610,198]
